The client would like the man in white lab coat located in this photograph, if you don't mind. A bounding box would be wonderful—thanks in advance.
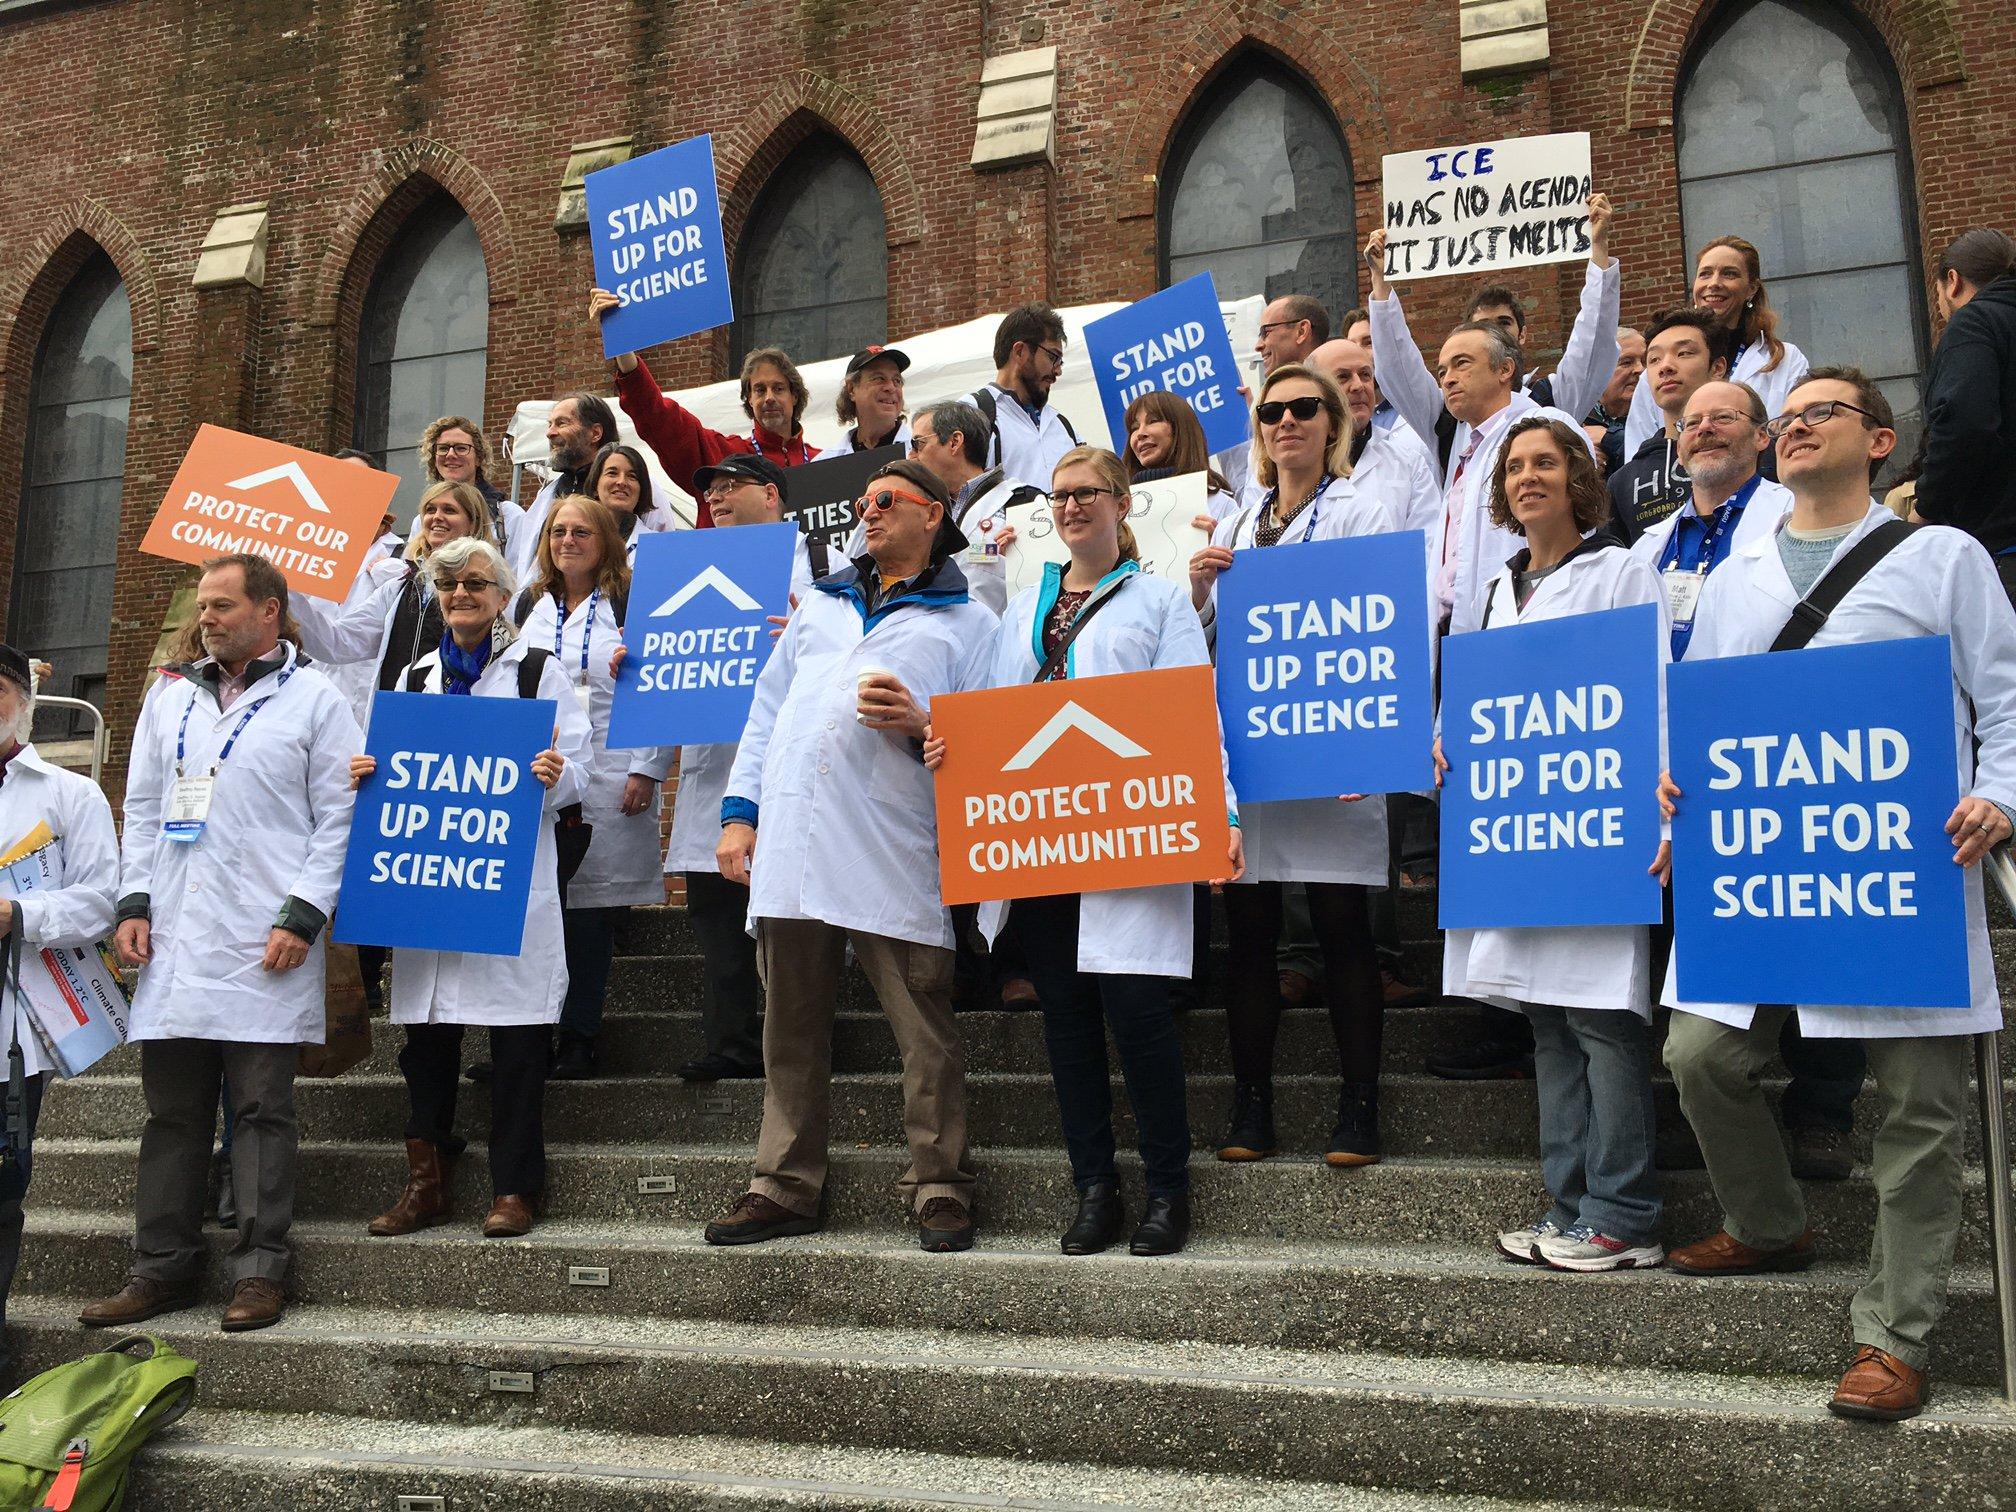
[82,554,360,1335]
[965,302,1082,491]
[1661,369,2016,1422]
[707,458,997,1253]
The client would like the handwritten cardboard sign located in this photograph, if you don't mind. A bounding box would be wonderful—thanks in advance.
[1004,472,1212,598]
[1381,132,1593,279]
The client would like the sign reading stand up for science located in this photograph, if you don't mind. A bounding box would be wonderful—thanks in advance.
[585,134,734,357]
[1082,274,1248,456]
[1668,635,1969,1008]
[1381,131,1593,279]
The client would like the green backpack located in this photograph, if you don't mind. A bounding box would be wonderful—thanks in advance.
[0,1335,198,1510]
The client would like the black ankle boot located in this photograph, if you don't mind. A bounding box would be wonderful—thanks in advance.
[1216,1081,1277,1161]
[1060,1181,1124,1255]
[1326,1080,1383,1167]
[1129,1194,1191,1256]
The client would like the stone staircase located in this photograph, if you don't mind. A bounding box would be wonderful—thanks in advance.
[10,889,2016,1508]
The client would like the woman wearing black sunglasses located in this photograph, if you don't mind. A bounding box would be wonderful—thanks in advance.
[1189,364,1408,1170]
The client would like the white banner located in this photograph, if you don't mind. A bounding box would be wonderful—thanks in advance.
[1003,471,1211,599]
[1380,131,1593,279]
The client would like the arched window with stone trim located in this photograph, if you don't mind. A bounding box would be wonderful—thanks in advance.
[12,249,129,722]
[1159,56,1358,322]
[353,194,489,521]
[1677,0,1927,463]
[733,134,888,369]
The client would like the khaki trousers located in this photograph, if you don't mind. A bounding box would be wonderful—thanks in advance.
[752,917,974,1217]
[1665,1008,1972,1369]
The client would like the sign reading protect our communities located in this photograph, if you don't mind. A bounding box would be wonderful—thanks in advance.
[931,665,1232,906]
[608,523,796,749]
[1437,603,1664,930]
[1668,636,1969,1007]
[585,134,734,358]
[140,424,399,602]
[334,692,555,956]
[1380,131,1593,279]
[1082,273,1247,456]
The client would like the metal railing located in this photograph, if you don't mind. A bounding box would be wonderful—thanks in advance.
[1980,845,2016,1402]
[35,695,107,784]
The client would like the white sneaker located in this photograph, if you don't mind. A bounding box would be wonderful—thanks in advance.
[1536,1224,1665,1273]
[1494,1217,1563,1265]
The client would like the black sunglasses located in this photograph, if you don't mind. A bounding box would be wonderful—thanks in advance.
[1255,396,1325,425]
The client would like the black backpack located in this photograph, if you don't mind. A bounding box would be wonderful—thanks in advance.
[975,385,1079,472]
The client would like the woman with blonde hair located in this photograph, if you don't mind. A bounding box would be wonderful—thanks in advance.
[927,445,1241,1257]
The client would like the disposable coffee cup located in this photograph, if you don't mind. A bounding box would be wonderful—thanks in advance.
[856,665,894,724]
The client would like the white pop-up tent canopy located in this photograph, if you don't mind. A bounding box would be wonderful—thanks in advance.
[506,296,1266,525]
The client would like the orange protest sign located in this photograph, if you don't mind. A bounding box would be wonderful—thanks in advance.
[140,424,400,602]
[932,665,1233,906]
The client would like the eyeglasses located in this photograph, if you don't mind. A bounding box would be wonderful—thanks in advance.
[855,486,935,516]
[1764,399,1880,440]
[702,481,759,503]
[432,576,499,596]
[1035,343,1065,367]
[1255,396,1325,425]
[1676,408,1755,435]
[1045,486,1123,509]
[546,524,596,541]
[907,433,935,455]
[433,442,476,457]
[1256,319,1305,339]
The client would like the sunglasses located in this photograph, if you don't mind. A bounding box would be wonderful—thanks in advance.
[432,576,500,596]
[855,485,936,516]
[1255,396,1325,425]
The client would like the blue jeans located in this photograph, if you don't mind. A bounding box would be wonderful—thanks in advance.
[1525,1004,1660,1243]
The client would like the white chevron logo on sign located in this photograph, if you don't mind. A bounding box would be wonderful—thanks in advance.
[224,460,332,514]
[651,565,761,616]
[1001,702,1150,772]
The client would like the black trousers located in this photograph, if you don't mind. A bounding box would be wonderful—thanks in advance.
[559,906,622,1042]
[1224,882,1383,1085]
[399,1023,548,1198]
[684,871,762,1065]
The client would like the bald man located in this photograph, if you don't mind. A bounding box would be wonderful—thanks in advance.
[1309,338,1440,541]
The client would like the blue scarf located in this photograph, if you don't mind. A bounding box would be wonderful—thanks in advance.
[439,632,493,695]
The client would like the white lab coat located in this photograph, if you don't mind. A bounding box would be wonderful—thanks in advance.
[295,554,434,720]
[1628,477,1792,580]
[515,588,665,908]
[388,637,594,1027]
[1521,259,1623,425]
[307,529,405,729]
[975,565,1235,977]
[661,535,820,875]
[121,651,361,1043]
[1204,475,1406,885]
[828,419,913,455]
[1663,503,2016,1037]
[0,745,119,1078]
[1443,543,1670,1015]
[726,558,997,949]
[1352,422,1443,545]
[969,384,1082,493]
[1624,339,1811,456]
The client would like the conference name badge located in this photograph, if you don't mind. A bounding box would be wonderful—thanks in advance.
[163,773,216,843]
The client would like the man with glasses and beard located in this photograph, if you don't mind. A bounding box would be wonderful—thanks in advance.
[966,303,1081,492]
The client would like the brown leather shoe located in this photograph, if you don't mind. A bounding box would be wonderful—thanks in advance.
[703,1191,820,1246]
[220,1277,285,1333]
[78,1276,197,1329]
[367,1139,456,1237]
[1669,1227,1816,1276]
[1278,969,1318,1008]
[1829,1345,1929,1421]
[481,1194,536,1238]
[918,1196,975,1253]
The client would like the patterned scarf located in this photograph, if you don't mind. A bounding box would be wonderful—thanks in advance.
[438,631,493,695]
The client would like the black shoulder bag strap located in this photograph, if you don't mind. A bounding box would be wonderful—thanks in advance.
[806,535,831,579]
[1033,575,1130,683]
[516,645,553,699]
[974,387,1001,468]
[1768,520,1915,653]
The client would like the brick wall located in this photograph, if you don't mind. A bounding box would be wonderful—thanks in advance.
[0,0,2004,812]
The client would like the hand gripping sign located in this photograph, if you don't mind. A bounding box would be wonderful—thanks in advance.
[585,133,735,358]
[141,424,399,602]
[1438,602,1664,930]
[932,665,1233,907]
[1381,131,1593,279]
[334,692,556,956]
[1082,273,1248,456]
[1668,636,1968,1008]
[609,522,796,749]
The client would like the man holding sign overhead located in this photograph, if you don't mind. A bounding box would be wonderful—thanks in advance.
[1660,369,2016,1421]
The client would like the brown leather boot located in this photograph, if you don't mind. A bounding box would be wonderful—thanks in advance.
[1829,1345,1929,1421]
[481,1194,536,1238]
[367,1139,454,1237]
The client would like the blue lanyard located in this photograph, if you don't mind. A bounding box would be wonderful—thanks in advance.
[554,590,599,676]
[176,647,297,775]
[1256,474,1332,545]
[1658,475,1760,576]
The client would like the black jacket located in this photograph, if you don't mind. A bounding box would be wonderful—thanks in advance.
[1917,276,2016,555]
[1606,432,1689,547]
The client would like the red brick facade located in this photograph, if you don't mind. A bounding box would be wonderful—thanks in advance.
[0,0,2005,793]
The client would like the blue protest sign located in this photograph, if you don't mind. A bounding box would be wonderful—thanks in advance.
[1438,602,1664,929]
[1668,636,1967,1007]
[609,522,795,749]
[1082,273,1246,456]
[586,135,734,358]
[334,692,554,956]
[1215,530,1433,802]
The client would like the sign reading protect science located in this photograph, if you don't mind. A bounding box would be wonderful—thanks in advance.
[586,134,734,357]
[1668,635,1968,1007]
[931,665,1232,906]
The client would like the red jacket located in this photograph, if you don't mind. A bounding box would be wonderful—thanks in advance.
[615,356,820,527]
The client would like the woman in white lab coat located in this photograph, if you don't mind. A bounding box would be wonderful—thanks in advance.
[928,446,1243,1258]
[513,495,662,1079]
[1436,415,1671,1273]
[1188,364,1406,1171]
[353,535,592,1242]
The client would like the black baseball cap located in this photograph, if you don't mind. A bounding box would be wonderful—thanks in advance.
[691,452,789,503]
[0,643,33,696]
[844,345,910,377]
